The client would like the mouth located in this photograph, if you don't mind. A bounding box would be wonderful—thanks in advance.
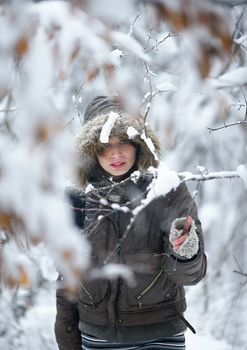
[110,162,125,169]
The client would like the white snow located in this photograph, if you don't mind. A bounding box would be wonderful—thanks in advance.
[111,31,151,62]
[91,263,135,286]
[211,67,247,87]
[127,126,139,139]
[140,131,158,160]
[100,112,120,143]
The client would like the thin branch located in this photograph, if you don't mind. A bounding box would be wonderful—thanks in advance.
[128,11,143,36]
[142,62,153,137]
[178,170,240,182]
[241,89,247,121]
[207,120,247,132]
[234,254,244,273]
[71,80,86,127]
[144,32,177,53]
[233,255,247,287]
[233,270,247,278]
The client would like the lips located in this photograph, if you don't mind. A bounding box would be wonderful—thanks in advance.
[110,162,125,169]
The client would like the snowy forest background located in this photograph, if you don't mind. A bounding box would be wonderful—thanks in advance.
[1,0,247,349]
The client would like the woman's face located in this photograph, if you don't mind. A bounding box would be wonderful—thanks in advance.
[97,136,136,176]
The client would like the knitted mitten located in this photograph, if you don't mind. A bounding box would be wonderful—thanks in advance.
[169,217,199,259]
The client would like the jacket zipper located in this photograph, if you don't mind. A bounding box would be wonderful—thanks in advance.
[79,281,96,308]
[136,269,163,308]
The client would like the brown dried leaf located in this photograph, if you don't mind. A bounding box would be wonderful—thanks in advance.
[198,11,232,54]
[36,125,54,141]
[6,275,18,289]
[19,266,31,287]
[0,212,21,232]
[30,235,43,246]
[15,37,29,57]
[199,54,211,79]
[86,68,100,82]
[157,3,189,31]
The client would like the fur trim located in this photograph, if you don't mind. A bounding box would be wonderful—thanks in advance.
[75,113,161,186]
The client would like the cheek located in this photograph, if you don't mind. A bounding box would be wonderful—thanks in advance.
[128,148,137,164]
[97,155,106,167]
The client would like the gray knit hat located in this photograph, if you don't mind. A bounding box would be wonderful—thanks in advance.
[84,95,124,123]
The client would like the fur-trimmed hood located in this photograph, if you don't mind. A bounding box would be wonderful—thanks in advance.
[76,112,161,186]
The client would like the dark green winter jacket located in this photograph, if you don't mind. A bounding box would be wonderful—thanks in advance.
[55,171,206,349]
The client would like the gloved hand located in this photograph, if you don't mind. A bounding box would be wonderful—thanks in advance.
[169,216,199,259]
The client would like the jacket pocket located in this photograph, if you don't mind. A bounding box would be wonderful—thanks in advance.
[136,269,164,308]
[124,268,177,310]
[79,279,109,308]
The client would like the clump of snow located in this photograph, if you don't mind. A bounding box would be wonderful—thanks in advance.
[211,67,247,88]
[133,162,180,216]
[141,131,158,160]
[111,203,130,213]
[100,198,109,205]
[91,263,135,286]
[85,183,95,193]
[111,31,151,62]
[127,126,139,139]
[146,162,180,201]
[100,112,119,143]
[155,82,177,92]
[110,49,123,66]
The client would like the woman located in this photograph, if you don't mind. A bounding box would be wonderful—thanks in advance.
[55,96,207,350]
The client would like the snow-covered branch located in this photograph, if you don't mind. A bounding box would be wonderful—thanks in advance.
[178,171,241,182]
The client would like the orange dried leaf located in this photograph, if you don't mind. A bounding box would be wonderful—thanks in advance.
[36,125,52,141]
[19,268,31,287]
[0,212,12,230]
[15,37,29,57]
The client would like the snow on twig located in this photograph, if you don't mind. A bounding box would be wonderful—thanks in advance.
[178,170,241,182]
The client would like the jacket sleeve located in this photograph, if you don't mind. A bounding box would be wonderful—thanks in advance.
[161,182,207,285]
[54,188,85,350]
[65,187,85,230]
[55,277,82,350]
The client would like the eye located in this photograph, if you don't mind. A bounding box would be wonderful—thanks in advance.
[97,143,110,155]
[120,139,131,145]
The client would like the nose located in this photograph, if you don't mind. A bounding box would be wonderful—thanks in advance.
[109,144,122,156]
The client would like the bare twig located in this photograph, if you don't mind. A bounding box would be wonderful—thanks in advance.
[145,32,177,53]
[208,90,247,132]
[71,80,86,127]
[142,62,153,137]
[128,11,143,36]
[207,120,247,132]
[241,89,247,121]
[233,270,247,278]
